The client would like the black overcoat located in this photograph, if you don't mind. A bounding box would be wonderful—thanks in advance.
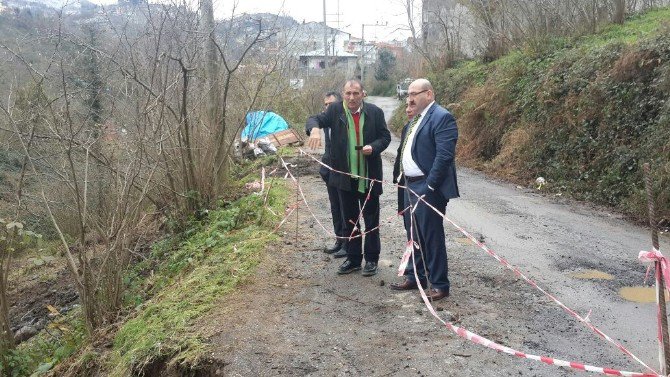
[313,101,391,196]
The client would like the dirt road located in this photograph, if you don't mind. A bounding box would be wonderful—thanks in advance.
[202,96,669,376]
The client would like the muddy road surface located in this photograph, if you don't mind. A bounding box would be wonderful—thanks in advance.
[202,96,669,376]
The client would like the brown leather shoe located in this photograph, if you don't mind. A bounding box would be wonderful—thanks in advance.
[389,279,418,291]
[424,288,449,301]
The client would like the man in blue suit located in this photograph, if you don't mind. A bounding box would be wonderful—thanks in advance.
[390,78,459,301]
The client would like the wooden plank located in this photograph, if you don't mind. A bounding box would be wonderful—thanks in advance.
[268,129,302,147]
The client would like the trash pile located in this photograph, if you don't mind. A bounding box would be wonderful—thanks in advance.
[236,111,301,159]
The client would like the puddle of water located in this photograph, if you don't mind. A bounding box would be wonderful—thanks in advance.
[570,269,614,280]
[619,286,668,303]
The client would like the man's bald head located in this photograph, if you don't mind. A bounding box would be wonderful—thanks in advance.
[411,78,433,92]
[407,78,435,114]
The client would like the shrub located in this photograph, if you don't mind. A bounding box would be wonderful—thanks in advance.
[434,8,670,222]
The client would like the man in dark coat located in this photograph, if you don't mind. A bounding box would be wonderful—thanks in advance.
[305,92,348,258]
[307,79,391,276]
[390,78,459,302]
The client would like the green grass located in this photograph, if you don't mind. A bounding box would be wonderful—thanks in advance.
[580,7,670,47]
[438,6,670,222]
[1,310,86,376]
[3,159,290,376]
[108,179,289,376]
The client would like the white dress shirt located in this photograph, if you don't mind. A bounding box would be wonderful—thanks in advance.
[401,101,435,178]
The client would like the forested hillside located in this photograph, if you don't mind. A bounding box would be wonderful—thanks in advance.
[428,8,670,224]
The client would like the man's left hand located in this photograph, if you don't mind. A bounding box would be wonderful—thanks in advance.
[413,182,433,197]
[361,145,373,156]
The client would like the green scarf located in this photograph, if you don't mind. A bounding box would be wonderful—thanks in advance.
[344,105,367,193]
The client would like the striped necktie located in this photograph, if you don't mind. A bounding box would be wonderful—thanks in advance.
[399,114,422,175]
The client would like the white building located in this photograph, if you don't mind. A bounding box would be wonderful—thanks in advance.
[298,49,358,77]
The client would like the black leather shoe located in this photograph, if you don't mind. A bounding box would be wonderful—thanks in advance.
[337,259,361,274]
[324,240,343,254]
[332,248,348,258]
[361,261,378,276]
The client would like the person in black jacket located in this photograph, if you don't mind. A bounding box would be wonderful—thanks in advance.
[307,79,391,276]
[305,92,348,258]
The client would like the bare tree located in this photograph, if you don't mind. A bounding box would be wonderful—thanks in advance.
[0,129,39,360]
[0,220,34,362]
[2,0,294,335]
[405,0,668,66]
[613,0,627,23]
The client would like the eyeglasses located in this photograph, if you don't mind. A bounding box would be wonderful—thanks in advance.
[407,89,428,98]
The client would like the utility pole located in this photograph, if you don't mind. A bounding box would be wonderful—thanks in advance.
[360,22,386,83]
[323,0,328,68]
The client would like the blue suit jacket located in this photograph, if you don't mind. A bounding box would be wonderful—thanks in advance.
[394,103,459,200]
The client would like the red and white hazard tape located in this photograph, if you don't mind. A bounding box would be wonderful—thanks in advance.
[277,156,405,241]
[279,151,659,375]
[405,213,660,376]
[406,188,658,374]
[638,248,670,374]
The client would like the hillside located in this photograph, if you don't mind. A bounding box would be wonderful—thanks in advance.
[425,7,670,224]
[3,5,670,376]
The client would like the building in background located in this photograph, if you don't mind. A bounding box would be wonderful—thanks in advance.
[298,49,358,77]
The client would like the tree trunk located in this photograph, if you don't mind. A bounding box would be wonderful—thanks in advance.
[0,256,15,365]
[613,0,626,23]
[0,285,13,349]
[200,0,219,125]
[200,0,226,205]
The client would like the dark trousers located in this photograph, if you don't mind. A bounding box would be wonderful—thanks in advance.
[321,166,346,244]
[338,186,381,265]
[326,183,346,239]
[402,178,450,291]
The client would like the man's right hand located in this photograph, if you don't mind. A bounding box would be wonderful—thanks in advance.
[307,131,321,149]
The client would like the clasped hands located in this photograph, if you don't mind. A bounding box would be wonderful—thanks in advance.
[306,132,372,155]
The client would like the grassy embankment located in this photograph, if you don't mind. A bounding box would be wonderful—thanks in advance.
[109,157,289,376]
[390,7,670,223]
[9,155,290,376]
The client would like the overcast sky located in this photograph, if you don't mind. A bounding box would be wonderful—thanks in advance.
[214,0,418,41]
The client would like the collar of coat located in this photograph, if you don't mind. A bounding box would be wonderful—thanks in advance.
[339,102,369,123]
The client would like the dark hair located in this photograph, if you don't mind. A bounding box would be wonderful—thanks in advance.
[325,91,342,101]
[343,78,364,91]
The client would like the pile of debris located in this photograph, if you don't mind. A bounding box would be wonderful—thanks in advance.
[236,111,302,159]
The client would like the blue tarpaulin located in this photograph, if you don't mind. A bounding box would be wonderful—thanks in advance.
[241,111,289,141]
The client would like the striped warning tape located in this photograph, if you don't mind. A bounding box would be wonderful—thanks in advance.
[276,156,407,241]
[638,248,669,373]
[282,151,659,375]
[406,211,660,376]
[413,192,658,374]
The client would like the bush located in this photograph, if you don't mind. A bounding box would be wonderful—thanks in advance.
[434,7,670,222]
[369,80,396,97]
[387,103,409,134]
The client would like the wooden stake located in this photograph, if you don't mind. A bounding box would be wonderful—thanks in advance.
[295,175,300,247]
[644,163,670,374]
